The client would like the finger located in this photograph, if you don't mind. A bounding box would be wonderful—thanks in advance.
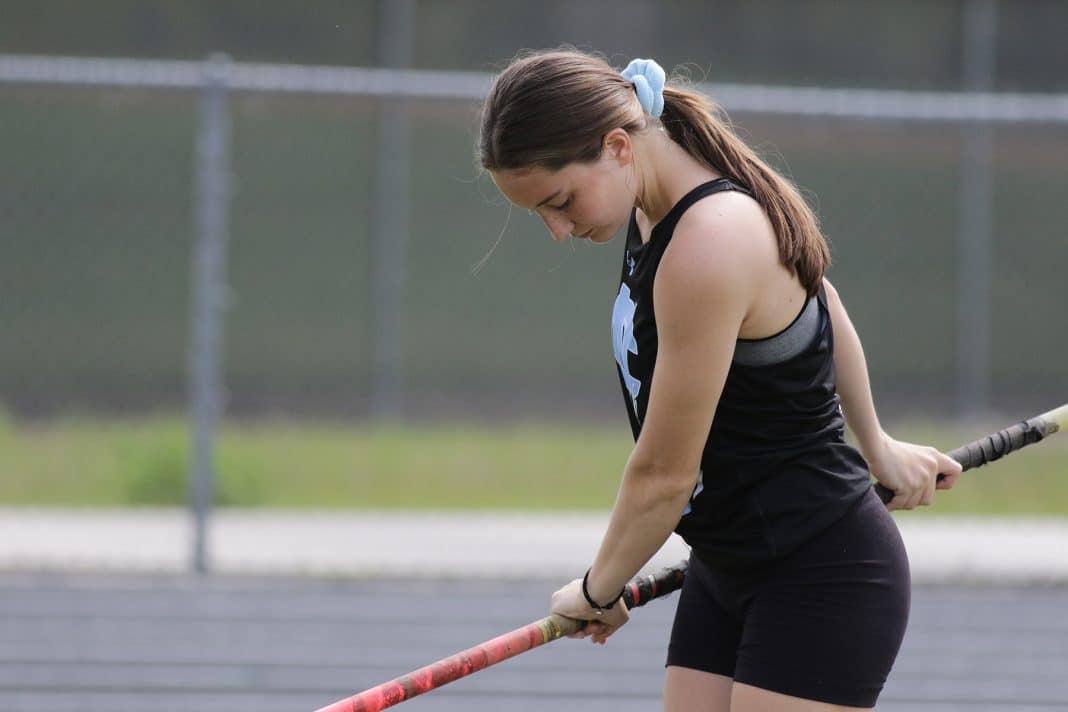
[909,480,928,509]
[902,482,925,510]
[583,621,608,638]
[936,452,963,489]
[591,627,616,645]
[887,491,908,511]
[940,451,964,475]
[567,624,589,639]
[920,472,936,506]
[923,451,950,502]
[890,481,922,510]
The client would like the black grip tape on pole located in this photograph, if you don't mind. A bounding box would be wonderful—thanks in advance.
[875,415,1053,505]
[623,561,687,609]
[946,418,1047,470]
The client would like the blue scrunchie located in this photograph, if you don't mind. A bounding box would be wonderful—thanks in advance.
[621,58,665,118]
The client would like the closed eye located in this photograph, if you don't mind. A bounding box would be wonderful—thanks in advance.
[550,196,572,211]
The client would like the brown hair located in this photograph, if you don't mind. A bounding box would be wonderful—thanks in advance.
[479,49,830,295]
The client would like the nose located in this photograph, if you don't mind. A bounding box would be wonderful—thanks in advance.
[541,212,574,242]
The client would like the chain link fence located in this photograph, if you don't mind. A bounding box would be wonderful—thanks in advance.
[3,52,1067,571]
[3,54,1066,423]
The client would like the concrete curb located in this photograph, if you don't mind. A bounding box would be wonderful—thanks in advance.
[3,508,1068,584]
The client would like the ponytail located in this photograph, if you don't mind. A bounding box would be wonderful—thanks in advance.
[660,85,830,296]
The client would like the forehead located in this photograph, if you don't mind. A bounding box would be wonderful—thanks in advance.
[491,165,578,209]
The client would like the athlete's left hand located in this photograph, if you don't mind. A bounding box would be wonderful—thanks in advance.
[550,577,629,645]
[867,433,963,511]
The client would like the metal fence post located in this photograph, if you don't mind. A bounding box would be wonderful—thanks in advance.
[371,0,414,419]
[957,0,997,418]
[189,53,232,574]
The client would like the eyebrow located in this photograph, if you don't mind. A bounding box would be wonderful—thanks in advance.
[534,190,562,209]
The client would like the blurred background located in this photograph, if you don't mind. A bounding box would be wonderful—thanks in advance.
[2,2,1067,524]
[3,0,1067,423]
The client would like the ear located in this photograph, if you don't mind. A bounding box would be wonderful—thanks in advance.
[602,128,633,166]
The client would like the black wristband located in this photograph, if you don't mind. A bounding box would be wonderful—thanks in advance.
[582,568,624,614]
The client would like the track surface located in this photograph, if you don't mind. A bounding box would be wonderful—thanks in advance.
[1,574,1066,711]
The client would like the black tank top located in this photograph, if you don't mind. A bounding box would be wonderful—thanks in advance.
[612,178,872,571]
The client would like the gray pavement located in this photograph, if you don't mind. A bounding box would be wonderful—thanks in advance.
[3,508,1068,584]
[3,507,1068,710]
[0,572,1066,712]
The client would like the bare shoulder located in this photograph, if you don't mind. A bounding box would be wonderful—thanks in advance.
[822,276,841,301]
[652,192,767,336]
[655,190,772,308]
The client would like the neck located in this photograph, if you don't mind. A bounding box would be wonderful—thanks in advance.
[633,129,721,225]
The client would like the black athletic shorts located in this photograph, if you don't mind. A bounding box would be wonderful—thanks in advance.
[666,487,910,708]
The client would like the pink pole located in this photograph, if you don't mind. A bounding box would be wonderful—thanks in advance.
[314,561,687,712]
[315,615,580,712]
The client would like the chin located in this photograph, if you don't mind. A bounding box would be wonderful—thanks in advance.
[589,225,623,244]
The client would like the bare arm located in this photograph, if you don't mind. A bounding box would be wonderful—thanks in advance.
[824,278,961,510]
[585,223,749,604]
[550,202,756,642]
[823,278,886,458]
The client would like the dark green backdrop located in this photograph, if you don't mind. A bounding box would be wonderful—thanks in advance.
[2,1,1065,419]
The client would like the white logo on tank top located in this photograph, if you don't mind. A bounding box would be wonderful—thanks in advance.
[683,470,704,516]
[612,283,641,419]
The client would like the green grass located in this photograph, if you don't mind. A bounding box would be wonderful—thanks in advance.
[0,414,628,510]
[0,413,1065,515]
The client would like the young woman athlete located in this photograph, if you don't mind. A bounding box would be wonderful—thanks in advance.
[479,49,963,711]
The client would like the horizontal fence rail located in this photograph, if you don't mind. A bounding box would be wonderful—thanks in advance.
[3,51,1065,571]
[2,54,1068,123]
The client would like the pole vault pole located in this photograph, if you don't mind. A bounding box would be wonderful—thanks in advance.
[875,403,1068,504]
[317,403,1068,711]
[314,561,688,712]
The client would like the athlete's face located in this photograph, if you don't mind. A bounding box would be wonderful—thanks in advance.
[491,130,636,244]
